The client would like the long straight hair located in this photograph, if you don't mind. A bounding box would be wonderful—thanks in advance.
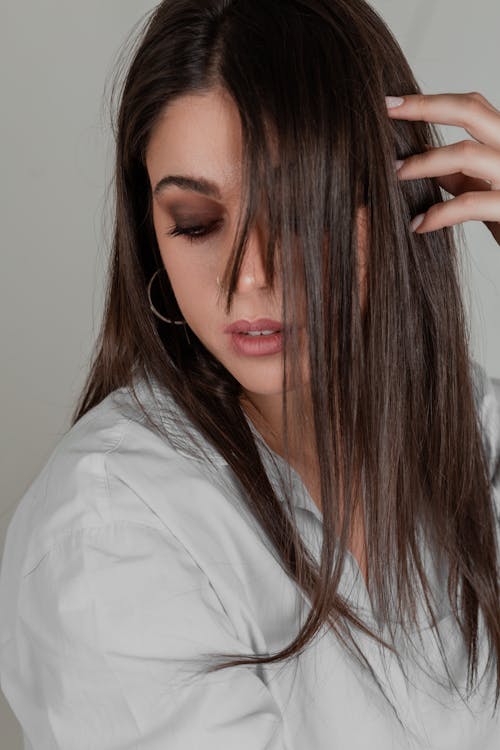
[72,0,500,725]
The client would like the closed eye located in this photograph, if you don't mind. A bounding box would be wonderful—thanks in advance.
[166,219,223,243]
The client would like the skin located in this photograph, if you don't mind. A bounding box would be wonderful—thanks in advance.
[145,87,500,586]
[386,92,500,244]
[145,86,368,476]
[145,86,370,583]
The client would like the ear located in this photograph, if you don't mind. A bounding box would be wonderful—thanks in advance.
[356,205,369,315]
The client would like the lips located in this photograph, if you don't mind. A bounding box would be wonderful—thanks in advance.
[224,318,283,334]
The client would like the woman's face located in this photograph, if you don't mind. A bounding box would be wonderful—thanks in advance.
[145,86,367,399]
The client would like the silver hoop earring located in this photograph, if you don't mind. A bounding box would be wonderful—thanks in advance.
[147,268,185,325]
[147,268,192,346]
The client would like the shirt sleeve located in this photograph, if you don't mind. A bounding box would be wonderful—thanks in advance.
[15,521,286,750]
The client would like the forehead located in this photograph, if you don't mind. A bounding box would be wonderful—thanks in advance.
[145,88,244,200]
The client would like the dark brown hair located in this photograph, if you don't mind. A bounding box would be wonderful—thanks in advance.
[71,0,500,727]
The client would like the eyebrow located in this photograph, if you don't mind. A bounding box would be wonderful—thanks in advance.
[153,174,222,200]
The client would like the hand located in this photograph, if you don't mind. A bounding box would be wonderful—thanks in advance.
[385,92,500,245]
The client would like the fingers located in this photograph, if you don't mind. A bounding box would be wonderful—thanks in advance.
[386,93,500,151]
[396,140,500,190]
[411,191,500,234]
[385,92,500,245]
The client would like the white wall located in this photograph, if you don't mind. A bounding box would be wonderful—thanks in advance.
[1,2,499,747]
[374,0,500,379]
[1,3,158,747]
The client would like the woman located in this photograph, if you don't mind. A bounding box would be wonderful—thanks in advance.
[1,0,500,747]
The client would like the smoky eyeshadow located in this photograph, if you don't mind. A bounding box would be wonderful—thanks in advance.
[167,202,221,225]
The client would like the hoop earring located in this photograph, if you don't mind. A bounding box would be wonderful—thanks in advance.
[147,268,185,325]
[147,268,192,345]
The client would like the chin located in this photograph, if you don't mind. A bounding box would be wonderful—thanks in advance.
[230,365,285,396]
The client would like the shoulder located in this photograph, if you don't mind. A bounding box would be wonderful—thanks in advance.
[0,382,295,679]
[2,380,246,578]
[0,388,288,748]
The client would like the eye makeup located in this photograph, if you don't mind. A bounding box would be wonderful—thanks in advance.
[166,217,223,242]
[161,195,224,242]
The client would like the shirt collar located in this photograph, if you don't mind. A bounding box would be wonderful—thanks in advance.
[126,371,322,520]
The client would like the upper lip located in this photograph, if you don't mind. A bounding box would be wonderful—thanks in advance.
[225,318,283,333]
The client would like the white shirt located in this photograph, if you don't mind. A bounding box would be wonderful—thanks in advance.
[1,361,499,750]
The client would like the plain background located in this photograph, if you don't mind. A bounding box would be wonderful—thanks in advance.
[1,2,500,746]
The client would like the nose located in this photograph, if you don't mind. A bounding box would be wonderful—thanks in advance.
[233,223,270,293]
[236,251,266,292]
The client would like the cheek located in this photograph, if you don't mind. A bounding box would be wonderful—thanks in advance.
[164,257,209,312]
[158,249,220,341]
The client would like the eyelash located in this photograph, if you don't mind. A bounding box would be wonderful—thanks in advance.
[166,219,222,243]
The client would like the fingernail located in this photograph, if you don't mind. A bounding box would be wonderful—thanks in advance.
[386,96,405,108]
[410,214,425,232]
[395,159,405,170]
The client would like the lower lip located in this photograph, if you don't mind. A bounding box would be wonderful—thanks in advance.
[229,330,283,356]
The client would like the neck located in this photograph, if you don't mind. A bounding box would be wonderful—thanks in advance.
[239,385,316,470]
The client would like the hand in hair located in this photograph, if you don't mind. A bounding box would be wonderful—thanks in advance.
[386,92,500,245]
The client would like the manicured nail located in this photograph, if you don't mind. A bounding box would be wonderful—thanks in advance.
[410,214,425,232]
[395,160,405,170]
[386,96,405,108]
